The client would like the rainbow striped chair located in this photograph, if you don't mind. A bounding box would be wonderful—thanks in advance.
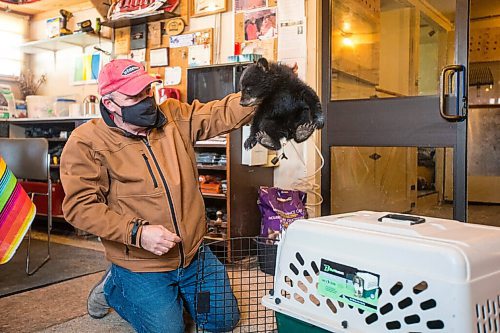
[0,138,51,275]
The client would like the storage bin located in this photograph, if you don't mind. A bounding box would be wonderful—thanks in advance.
[26,95,56,118]
[254,236,278,276]
[262,211,500,333]
[53,98,76,117]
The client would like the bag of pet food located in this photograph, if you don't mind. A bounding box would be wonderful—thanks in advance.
[257,186,307,241]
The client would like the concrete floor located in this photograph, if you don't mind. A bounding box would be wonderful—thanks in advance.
[0,232,136,333]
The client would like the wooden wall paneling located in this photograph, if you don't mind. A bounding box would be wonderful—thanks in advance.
[179,0,190,25]
[235,12,245,43]
[114,27,131,55]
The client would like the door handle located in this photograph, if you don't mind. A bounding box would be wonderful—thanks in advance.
[439,65,467,121]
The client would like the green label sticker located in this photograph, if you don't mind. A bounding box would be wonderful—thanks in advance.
[317,259,380,313]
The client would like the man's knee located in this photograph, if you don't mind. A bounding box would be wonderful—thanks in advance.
[198,304,240,333]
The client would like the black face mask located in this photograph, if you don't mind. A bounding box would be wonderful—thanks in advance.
[110,96,158,128]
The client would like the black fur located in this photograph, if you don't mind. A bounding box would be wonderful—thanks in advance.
[240,58,324,150]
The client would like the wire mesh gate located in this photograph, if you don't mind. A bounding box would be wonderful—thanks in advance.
[195,237,278,333]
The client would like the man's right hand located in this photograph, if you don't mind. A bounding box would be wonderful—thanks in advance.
[140,225,182,256]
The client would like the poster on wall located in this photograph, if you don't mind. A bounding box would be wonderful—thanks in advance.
[170,33,195,48]
[278,18,307,80]
[235,0,266,11]
[73,53,101,85]
[164,66,182,85]
[244,8,277,41]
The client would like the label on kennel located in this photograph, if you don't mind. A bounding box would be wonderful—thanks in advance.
[317,259,380,313]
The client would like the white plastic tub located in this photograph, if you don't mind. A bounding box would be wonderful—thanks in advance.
[26,95,56,118]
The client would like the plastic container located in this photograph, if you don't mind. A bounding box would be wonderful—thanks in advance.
[14,100,27,118]
[68,103,81,117]
[26,95,56,118]
[263,211,500,333]
[254,236,278,276]
[53,98,76,117]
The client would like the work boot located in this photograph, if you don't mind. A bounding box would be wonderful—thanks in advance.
[87,267,111,319]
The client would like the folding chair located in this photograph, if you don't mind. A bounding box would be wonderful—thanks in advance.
[0,138,51,275]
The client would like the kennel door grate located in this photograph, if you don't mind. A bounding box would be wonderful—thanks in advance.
[475,296,500,333]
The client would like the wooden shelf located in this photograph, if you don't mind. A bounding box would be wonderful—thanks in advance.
[194,143,227,148]
[102,11,178,29]
[202,193,226,200]
[21,33,110,54]
[197,164,226,170]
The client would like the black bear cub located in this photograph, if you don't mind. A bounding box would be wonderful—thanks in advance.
[239,57,324,151]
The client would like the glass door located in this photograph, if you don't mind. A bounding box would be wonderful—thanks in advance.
[321,0,470,221]
[463,0,500,227]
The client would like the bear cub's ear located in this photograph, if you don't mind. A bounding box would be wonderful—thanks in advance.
[257,57,269,72]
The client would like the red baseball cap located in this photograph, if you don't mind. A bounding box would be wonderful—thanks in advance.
[98,59,160,96]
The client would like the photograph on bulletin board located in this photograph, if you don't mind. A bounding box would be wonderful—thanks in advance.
[235,0,266,11]
[244,8,277,41]
[73,53,101,85]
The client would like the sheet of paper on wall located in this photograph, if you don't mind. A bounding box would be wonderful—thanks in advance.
[278,0,305,21]
[170,33,195,48]
[129,48,146,63]
[150,48,169,67]
[188,45,211,67]
[278,18,307,60]
[164,66,182,85]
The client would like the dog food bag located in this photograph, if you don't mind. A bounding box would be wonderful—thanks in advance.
[258,186,307,240]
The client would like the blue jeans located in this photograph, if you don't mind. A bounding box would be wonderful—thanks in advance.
[103,247,240,333]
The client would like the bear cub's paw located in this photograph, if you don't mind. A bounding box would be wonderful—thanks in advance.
[244,135,259,150]
[257,131,282,150]
[294,122,316,143]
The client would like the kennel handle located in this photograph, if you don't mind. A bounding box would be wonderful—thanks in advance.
[378,214,426,225]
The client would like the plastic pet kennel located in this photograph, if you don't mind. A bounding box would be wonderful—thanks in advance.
[262,211,500,333]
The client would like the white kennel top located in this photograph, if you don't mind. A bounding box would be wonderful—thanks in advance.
[263,211,500,333]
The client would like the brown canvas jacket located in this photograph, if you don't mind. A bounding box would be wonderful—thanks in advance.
[60,93,254,272]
